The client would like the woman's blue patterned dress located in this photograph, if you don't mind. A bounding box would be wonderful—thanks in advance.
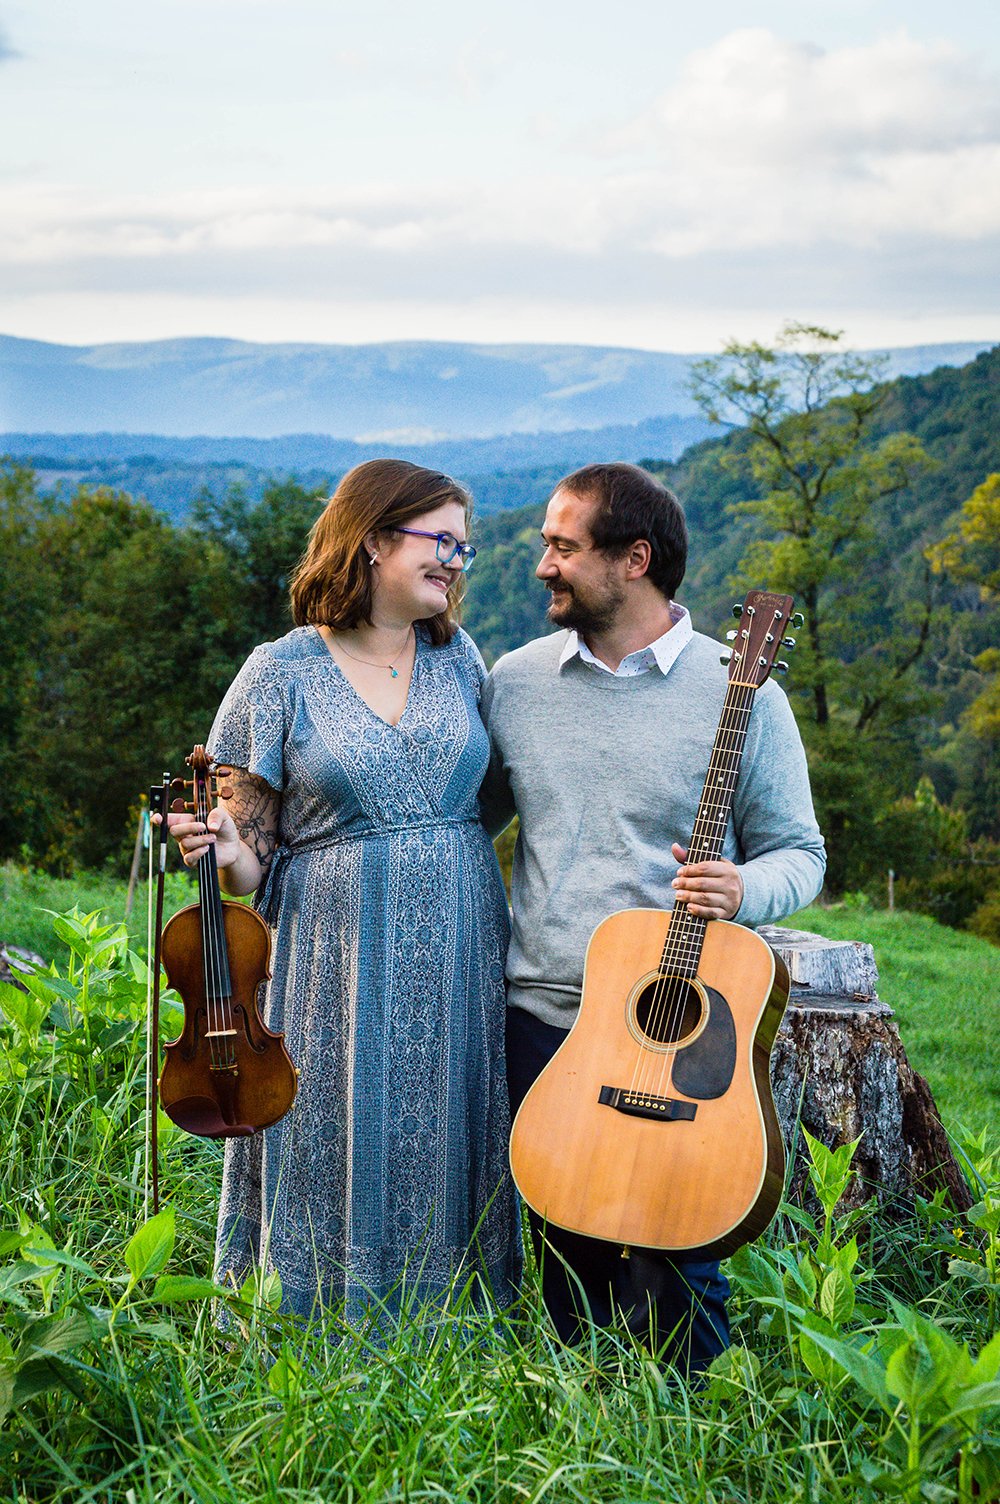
[206,624,521,1320]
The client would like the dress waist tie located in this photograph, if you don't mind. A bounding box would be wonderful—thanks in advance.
[254,816,481,926]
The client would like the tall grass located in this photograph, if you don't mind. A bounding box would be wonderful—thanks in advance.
[0,896,997,1502]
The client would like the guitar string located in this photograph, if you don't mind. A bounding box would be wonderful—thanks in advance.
[638,605,788,1103]
[634,682,756,1102]
[654,682,756,1101]
[626,688,749,1100]
[626,683,755,1101]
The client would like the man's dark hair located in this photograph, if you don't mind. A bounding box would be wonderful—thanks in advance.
[557,462,688,599]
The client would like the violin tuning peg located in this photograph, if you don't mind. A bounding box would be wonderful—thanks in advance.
[215,765,233,777]
[219,785,234,800]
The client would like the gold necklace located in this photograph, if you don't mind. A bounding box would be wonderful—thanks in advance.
[335,628,414,679]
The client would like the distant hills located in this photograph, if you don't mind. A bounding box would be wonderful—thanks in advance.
[2,334,994,520]
[1,333,992,442]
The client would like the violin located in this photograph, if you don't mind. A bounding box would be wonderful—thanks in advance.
[158,746,297,1139]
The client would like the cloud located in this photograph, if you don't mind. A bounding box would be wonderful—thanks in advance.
[589,28,1000,255]
[1,28,998,342]
[0,23,20,62]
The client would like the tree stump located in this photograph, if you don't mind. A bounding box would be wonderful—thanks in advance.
[761,926,971,1213]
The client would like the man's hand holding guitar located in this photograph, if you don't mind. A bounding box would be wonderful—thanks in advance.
[671,842,744,920]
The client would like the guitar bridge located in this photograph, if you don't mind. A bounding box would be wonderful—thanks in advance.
[598,1086,697,1122]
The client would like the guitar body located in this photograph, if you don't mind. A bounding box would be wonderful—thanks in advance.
[509,907,790,1258]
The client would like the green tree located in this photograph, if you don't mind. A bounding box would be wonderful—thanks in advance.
[190,478,326,643]
[0,460,56,859]
[689,324,936,890]
[12,486,251,869]
[927,474,1000,841]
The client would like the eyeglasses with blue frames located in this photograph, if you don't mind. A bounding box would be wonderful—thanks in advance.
[392,527,477,571]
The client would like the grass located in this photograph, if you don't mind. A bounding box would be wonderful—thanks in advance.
[782,901,1000,1135]
[0,883,997,1502]
[0,860,196,961]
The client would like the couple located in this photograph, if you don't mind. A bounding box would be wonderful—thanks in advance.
[168,456,825,1373]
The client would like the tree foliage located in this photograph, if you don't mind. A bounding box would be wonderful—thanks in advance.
[687,324,946,892]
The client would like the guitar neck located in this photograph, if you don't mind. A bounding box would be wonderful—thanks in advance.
[662,678,759,976]
[661,587,795,979]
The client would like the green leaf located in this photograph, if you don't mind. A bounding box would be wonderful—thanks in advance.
[267,1349,304,1399]
[152,1275,227,1304]
[124,1206,176,1285]
[947,1258,991,1286]
[970,1331,1000,1385]
[820,1267,856,1326]
[885,1333,952,1413]
[0,985,48,1034]
[11,1354,85,1408]
[21,1246,98,1280]
[20,1307,97,1358]
[800,1330,890,1409]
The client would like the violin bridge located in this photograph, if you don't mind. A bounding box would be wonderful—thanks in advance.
[205,1028,238,1038]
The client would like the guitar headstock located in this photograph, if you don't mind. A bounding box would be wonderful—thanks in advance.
[725,590,799,689]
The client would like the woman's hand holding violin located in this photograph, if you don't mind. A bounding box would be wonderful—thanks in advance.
[162,805,244,870]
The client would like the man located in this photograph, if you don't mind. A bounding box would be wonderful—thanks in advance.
[480,462,825,1376]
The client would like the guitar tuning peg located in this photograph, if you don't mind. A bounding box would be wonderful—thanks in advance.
[719,650,733,665]
[781,636,796,649]
[731,603,744,618]
[790,612,805,629]
[725,629,738,641]
[774,661,790,675]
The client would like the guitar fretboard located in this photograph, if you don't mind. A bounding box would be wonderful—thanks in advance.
[661,676,759,979]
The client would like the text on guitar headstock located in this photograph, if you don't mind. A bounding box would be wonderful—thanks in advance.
[724,591,803,689]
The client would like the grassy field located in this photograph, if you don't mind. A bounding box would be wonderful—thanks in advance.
[0,860,196,961]
[0,878,997,1501]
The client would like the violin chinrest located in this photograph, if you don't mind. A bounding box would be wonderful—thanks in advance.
[164,1094,256,1139]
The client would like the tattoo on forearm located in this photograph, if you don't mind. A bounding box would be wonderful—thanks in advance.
[223,772,281,874]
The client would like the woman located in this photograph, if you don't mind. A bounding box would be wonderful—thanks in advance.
[166,459,520,1323]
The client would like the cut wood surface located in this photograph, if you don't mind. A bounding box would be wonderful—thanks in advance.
[762,926,971,1212]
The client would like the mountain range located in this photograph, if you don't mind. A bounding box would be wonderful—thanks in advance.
[1,334,992,442]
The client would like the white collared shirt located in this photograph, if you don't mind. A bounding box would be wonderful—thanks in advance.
[558,601,693,678]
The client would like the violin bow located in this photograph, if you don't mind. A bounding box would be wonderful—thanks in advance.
[146,772,171,1217]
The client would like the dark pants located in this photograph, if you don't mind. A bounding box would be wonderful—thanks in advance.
[506,1005,730,1377]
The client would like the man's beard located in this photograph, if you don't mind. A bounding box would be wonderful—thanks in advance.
[546,579,625,636]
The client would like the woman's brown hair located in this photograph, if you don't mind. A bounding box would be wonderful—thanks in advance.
[289,459,471,646]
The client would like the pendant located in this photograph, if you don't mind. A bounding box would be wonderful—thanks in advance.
[390,667,399,678]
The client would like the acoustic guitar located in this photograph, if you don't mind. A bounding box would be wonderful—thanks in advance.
[509,590,800,1259]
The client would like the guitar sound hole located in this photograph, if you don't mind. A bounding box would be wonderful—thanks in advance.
[633,977,703,1046]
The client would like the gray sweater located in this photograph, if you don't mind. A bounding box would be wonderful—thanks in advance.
[479,627,826,1027]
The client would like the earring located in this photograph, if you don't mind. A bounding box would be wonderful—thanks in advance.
[368,553,378,565]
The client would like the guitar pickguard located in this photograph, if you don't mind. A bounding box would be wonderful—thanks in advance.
[670,984,736,1099]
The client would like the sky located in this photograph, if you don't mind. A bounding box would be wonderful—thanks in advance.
[2,0,999,353]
